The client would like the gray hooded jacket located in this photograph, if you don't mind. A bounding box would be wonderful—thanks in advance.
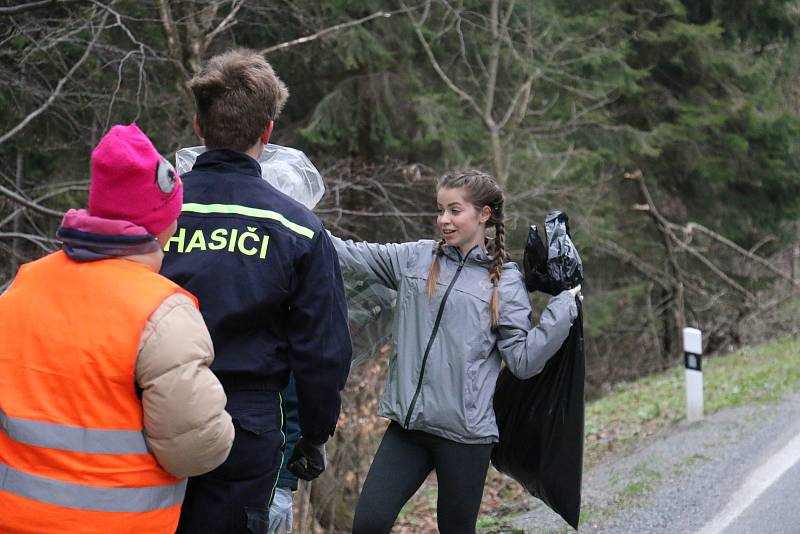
[332,236,578,444]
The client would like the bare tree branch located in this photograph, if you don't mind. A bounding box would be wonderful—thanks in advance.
[498,77,533,130]
[484,0,501,119]
[0,9,108,146]
[0,232,59,251]
[260,9,401,55]
[0,184,66,218]
[204,0,245,49]
[626,170,755,303]
[682,222,800,288]
[0,184,87,228]
[156,0,188,79]
[316,208,437,217]
[400,0,483,118]
[0,0,86,16]
[595,237,672,290]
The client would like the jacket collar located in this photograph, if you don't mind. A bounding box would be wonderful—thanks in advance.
[440,243,491,264]
[193,149,262,178]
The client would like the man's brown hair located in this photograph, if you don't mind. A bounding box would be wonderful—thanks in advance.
[188,49,289,152]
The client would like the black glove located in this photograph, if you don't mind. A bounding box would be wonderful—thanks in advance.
[287,437,327,481]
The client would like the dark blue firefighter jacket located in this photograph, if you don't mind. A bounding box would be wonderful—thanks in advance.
[161,149,352,444]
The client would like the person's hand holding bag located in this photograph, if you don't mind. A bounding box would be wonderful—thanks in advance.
[567,284,583,302]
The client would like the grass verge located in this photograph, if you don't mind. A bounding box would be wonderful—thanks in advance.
[584,335,800,467]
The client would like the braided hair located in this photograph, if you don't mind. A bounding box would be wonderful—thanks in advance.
[426,170,508,328]
[425,238,447,297]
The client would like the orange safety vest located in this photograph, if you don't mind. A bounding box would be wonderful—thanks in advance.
[0,251,197,533]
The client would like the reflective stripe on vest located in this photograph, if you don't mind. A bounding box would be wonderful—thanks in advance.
[0,461,186,512]
[0,408,149,455]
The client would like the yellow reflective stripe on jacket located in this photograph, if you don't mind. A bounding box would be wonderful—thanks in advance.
[181,203,315,239]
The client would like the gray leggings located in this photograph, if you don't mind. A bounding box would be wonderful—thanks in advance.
[352,421,494,534]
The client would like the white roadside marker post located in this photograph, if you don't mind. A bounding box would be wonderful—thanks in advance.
[683,327,704,422]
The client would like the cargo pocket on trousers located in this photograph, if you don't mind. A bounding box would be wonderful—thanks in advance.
[243,506,268,534]
[234,411,275,436]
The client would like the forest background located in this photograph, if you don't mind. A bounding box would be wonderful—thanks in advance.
[1,0,799,531]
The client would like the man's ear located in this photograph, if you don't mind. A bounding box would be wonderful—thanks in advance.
[260,121,274,145]
[193,115,204,141]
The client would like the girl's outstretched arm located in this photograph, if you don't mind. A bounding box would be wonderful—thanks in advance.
[496,274,578,379]
[328,231,421,290]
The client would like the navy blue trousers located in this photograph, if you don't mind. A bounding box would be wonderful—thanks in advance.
[176,390,284,534]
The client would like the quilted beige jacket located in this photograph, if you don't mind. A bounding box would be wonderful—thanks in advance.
[135,292,234,478]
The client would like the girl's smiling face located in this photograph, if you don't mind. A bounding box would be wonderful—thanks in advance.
[436,187,491,256]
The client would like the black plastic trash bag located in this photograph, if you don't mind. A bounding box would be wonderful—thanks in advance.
[523,211,583,295]
[492,211,585,530]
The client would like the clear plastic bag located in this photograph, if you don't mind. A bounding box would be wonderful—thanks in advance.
[175,144,325,210]
[346,281,397,367]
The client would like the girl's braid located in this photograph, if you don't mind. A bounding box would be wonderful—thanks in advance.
[426,238,446,297]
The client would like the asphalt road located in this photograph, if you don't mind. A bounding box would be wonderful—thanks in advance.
[722,460,800,534]
[506,392,800,534]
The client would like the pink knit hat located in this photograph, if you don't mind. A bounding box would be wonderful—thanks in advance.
[88,123,183,235]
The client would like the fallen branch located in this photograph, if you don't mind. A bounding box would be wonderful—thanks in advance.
[625,169,756,302]
[683,222,799,289]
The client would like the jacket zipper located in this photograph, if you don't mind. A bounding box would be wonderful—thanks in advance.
[403,246,475,429]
